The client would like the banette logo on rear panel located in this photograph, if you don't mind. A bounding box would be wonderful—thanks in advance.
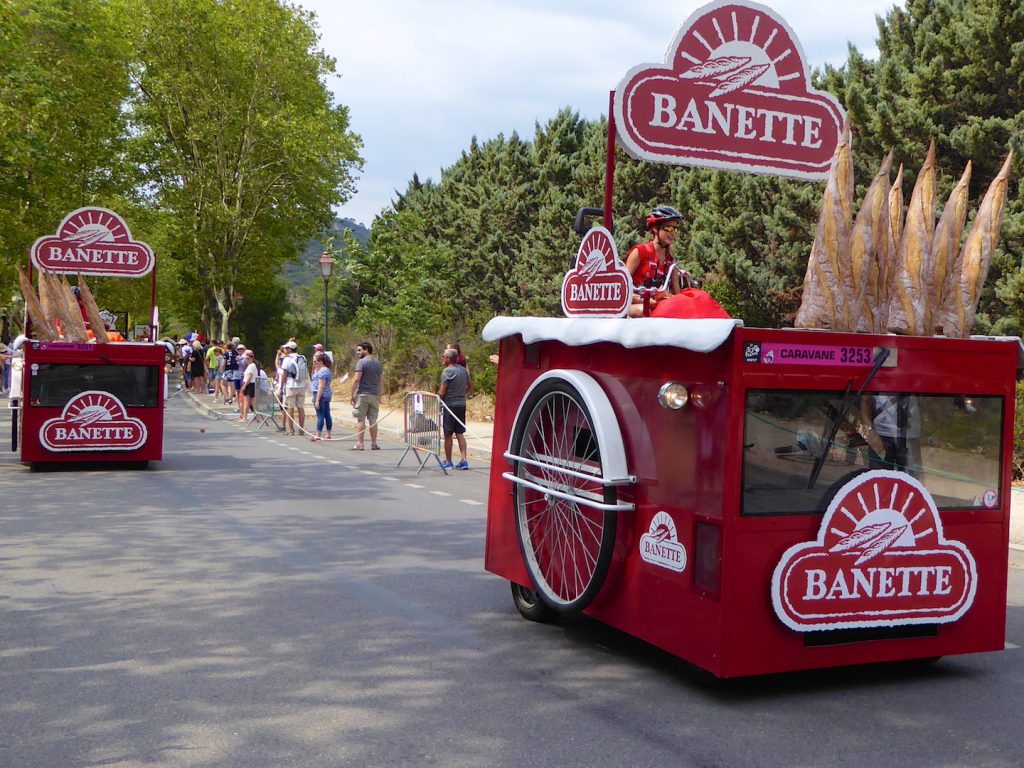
[771,470,977,632]
[613,0,846,180]
[40,391,147,452]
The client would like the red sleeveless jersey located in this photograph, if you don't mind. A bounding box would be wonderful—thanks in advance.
[631,241,675,286]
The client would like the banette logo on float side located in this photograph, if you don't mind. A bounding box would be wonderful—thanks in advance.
[613,0,846,180]
[31,207,155,278]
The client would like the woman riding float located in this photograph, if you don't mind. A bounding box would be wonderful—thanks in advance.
[625,205,685,317]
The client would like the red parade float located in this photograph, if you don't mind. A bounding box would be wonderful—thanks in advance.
[482,1,1018,677]
[14,207,165,467]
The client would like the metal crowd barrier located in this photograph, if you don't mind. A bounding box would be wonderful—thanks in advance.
[397,391,447,474]
[251,376,281,431]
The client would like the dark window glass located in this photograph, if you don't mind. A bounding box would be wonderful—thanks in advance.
[742,390,1002,516]
[30,364,160,408]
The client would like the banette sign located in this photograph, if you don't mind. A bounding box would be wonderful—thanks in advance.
[771,470,978,632]
[31,207,155,278]
[613,0,846,180]
[40,391,148,452]
[561,226,631,318]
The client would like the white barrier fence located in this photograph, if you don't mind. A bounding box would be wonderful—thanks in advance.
[397,391,449,475]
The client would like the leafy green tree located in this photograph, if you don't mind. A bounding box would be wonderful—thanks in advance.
[347,207,456,391]
[129,0,362,341]
[0,0,138,320]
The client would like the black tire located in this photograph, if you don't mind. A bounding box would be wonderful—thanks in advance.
[510,582,557,623]
[510,378,617,616]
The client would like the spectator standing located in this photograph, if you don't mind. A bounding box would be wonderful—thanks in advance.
[205,341,222,397]
[438,347,473,469]
[178,340,192,390]
[1,341,11,394]
[221,343,238,404]
[310,351,333,441]
[190,340,207,393]
[349,341,382,450]
[233,344,247,403]
[278,340,307,436]
[448,342,468,370]
[314,342,333,367]
[237,350,258,422]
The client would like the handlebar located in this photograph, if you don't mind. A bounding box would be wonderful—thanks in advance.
[632,264,695,297]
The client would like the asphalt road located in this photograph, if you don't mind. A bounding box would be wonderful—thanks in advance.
[1,396,1023,768]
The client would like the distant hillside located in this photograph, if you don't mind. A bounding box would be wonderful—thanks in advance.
[282,217,370,288]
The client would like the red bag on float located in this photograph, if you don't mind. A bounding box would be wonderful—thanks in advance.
[651,288,731,319]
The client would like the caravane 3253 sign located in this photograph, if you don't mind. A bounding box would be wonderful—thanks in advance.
[31,207,155,278]
[614,0,846,180]
[771,470,978,632]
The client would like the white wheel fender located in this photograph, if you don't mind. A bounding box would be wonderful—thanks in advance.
[508,369,631,485]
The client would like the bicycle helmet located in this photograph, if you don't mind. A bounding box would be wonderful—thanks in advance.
[645,205,683,230]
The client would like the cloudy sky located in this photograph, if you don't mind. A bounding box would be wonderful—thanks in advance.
[298,0,898,226]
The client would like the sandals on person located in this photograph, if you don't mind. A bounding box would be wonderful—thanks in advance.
[350,445,364,451]
[371,444,381,450]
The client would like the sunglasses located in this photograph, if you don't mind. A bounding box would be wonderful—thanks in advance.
[660,224,678,233]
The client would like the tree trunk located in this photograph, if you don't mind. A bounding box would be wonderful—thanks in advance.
[213,284,234,343]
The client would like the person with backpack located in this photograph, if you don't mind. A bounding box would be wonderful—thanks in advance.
[278,340,308,436]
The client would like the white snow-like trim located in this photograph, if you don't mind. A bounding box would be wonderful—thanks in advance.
[482,316,741,353]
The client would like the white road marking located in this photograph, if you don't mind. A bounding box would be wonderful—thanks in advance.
[430,491,452,497]
[361,470,379,475]
[329,460,343,465]
[405,484,424,489]
[460,499,484,506]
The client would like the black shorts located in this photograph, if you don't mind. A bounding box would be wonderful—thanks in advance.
[243,382,255,398]
[443,404,466,435]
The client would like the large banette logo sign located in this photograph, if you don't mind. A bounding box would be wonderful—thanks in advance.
[614,0,846,180]
[771,470,977,632]
[31,207,155,278]
[561,227,631,318]
[40,391,147,453]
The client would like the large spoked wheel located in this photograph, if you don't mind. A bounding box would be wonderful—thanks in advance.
[511,379,617,616]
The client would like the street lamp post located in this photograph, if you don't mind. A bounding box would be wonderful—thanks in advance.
[318,251,335,350]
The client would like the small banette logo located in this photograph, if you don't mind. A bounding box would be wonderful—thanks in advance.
[40,391,147,452]
[561,226,631,318]
[614,0,846,180]
[31,207,155,278]
[640,511,687,573]
[772,470,977,631]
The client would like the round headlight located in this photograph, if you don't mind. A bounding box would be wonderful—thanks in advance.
[658,382,689,410]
